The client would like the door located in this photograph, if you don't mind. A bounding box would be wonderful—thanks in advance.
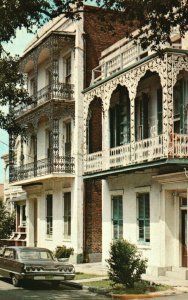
[181,210,187,267]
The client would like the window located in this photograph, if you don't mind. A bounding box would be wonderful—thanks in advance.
[112,195,123,239]
[29,135,37,163]
[46,69,52,86]
[63,192,71,238]
[46,194,53,237]
[65,122,71,156]
[110,87,130,147]
[20,205,26,227]
[30,78,35,96]
[46,130,52,159]
[65,55,71,84]
[135,93,149,140]
[137,193,150,243]
[157,88,163,135]
[4,249,14,259]
[173,79,186,134]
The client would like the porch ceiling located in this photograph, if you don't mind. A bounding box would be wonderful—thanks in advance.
[10,173,75,187]
[83,158,188,180]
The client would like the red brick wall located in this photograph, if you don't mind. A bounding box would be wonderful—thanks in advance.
[83,6,136,261]
[84,179,102,261]
[83,5,137,88]
[89,97,102,153]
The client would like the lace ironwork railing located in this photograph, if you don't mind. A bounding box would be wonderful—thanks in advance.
[14,82,74,117]
[9,156,75,182]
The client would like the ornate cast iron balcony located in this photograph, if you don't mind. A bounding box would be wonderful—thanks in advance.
[15,82,74,117]
[9,156,75,183]
[84,133,188,174]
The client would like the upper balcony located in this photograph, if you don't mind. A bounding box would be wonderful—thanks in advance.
[91,28,183,85]
[83,47,188,178]
[14,82,74,118]
[15,31,75,118]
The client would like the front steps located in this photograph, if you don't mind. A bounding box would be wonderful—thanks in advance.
[166,267,188,280]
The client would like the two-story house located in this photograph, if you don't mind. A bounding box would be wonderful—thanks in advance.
[9,5,130,262]
[83,29,188,277]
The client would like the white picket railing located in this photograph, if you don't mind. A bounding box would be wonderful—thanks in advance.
[84,134,188,174]
[91,28,182,84]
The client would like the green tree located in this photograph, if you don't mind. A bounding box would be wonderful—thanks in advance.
[0,201,15,240]
[106,239,148,288]
[1,0,188,133]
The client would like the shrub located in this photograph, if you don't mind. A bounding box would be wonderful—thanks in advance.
[106,239,148,288]
[55,245,74,259]
[0,201,15,239]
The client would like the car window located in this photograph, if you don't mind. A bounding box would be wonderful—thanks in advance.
[4,249,14,259]
[19,250,53,260]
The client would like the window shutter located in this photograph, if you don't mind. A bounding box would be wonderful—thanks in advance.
[142,93,149,139]
[135,99,138,140]
[157,88,163,135]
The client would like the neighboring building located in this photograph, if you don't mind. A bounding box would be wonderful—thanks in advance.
[1,153,26,246]
[83,29,188,277]
[9,6,130,262]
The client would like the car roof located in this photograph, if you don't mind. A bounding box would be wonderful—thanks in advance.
[3,246,51,251]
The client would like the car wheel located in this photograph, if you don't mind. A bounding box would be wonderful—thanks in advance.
[12,275,20,287]
[51,281,60,288]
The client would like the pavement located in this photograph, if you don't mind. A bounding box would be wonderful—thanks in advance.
[70,262,188,298]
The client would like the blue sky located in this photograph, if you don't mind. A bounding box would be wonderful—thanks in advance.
[0,28,35,183]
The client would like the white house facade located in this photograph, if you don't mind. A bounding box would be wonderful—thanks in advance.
[9,6,129,263]
[83,30,188,277]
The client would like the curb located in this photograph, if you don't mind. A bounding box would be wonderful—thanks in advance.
[62,281,83,290]
[111,293,162,299]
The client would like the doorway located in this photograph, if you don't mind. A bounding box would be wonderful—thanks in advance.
[181,209,187,267]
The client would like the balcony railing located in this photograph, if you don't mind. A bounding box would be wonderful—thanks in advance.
[91,42,151,84]
[10,156,75,183]
[84,133,188,174]
[91,29,182,84]
[15,82,74,117]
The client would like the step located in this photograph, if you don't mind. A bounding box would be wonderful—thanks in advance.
[166,268,188,280]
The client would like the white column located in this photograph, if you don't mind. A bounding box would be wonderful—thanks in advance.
[26,198,35,246]
[174,194,180,267]
[159,187,166,267]
[102,179,111,264]
[70,19,84,262]
[102,109,110,170]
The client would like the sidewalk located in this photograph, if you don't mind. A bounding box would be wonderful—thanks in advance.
[73,262,188,291]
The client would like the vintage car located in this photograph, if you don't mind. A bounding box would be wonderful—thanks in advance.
[0,246,75,287]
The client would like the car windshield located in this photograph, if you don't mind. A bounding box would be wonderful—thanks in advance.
[19,250,53,261]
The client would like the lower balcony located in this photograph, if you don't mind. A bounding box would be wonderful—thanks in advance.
[84,133,188,174]
[10,156,75,183]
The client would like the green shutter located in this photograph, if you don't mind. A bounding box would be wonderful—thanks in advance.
[157,88,163,135]
[142,93,149,139]
[135,99,138,140]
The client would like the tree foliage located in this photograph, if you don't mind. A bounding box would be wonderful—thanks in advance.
[1,0,188,133]
[106,239,147,288]
[0,201,15,240]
